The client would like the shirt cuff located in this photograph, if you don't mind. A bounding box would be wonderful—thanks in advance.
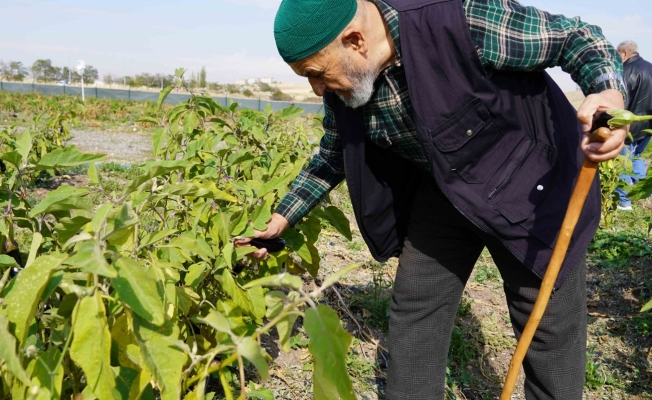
[274,192,311,227]
[588,72,627,98]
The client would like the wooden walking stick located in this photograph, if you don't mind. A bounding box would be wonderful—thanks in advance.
[500,126,612,400]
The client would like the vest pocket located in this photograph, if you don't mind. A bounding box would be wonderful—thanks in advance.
[495,142,559,223]
[429,98,504,183]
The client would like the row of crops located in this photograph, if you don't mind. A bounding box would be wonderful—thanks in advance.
[0,70,359,400]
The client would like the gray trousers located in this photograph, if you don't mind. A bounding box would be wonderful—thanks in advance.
[386,176,587,400]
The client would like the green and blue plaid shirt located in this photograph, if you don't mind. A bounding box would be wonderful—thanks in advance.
[276,0,626,226]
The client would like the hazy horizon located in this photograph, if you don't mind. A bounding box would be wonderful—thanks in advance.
[1,0,650,92]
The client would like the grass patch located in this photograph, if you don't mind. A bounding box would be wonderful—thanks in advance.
[350,262,393,331]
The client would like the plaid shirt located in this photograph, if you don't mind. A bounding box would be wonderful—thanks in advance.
[276,0,626,226]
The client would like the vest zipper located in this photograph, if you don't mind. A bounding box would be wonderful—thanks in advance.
[487,141,531,200]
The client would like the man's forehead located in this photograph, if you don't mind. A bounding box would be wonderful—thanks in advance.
[290,53,331,76]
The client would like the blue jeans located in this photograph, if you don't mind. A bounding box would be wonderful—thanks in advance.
[615,135,651,207]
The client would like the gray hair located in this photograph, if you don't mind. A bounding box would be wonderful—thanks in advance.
[617,40,639,55]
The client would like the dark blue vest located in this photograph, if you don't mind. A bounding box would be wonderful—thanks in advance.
[325,0,601,287]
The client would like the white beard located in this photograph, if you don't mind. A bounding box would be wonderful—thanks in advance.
[337,51,379,109]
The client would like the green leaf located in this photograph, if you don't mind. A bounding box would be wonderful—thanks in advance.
[606,109,652,129]
[184,262,207,289]
[276,105,304,121]
[152,128,166,157]
[277,313,299,354]
[167,236,213,261]
[0,254,19,269]
[642,298,652,313]
[113,258,165,326]
[69,291,117,400]
[138,229,177,250]
[246,382,274,400]
[30,347,64,399]
[0,151,22,167]
[320,264,360,292]
[184,111,200,135]
[54,216,92,245]
[57,293,78,319]
[313,206,352,241]
[282,229,312,264]
[88,162,99,184]
[250,198,272,231]
[242,273,302,291]
[222,242,234,269]
[628,177,652,200]
[237,337,268,381]
[264,291,286,319]
[91,203,114,235]
[247,286,266,323]
[193,309,233,336]
[165,182,212,198]
[0,314,31,386]
[219,268,254,315]
[35,146,105,171]
[113,366,139,400]
[124,160,193,193]
[229,209,249,236]
[28,185,92,217]
[133,315,187,400]
[304,305,356,400]
[66,240,117,278]
[5,253,67,346]
[157,85,175,110]
[15,131,32,163]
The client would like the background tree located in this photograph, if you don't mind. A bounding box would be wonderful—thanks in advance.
[208,82,222,91]
[61,66,71,82]
[257,82,275,92]
[0,60,28,81]
[199,66,207,88]
[103,74,114,85]
[271,88,292,101]
[31,59,60,82]
[71,65,99,84]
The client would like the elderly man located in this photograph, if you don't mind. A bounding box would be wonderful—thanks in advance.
[244,0,627,398]
[615,40,652,210]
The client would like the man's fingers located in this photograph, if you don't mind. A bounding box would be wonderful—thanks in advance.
[251,248,268,259]
[576,94,600,132]
[581,128,626,162]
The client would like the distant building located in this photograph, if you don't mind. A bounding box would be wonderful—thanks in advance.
[259,77,274,84]
[235,79,246,85]
[246,78,260,84]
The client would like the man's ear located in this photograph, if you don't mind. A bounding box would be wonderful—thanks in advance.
[341,29,368,56]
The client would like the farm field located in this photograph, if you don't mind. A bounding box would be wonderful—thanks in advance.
[0,85,651,400]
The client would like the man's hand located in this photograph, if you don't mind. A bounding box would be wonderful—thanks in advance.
[577,89,627,162]
[235,213,290,259]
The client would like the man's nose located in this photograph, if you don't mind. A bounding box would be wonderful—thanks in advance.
[308,76,326,96]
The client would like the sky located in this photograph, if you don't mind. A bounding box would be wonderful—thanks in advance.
[1,0,651,92]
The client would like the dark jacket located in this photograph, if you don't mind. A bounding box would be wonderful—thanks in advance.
[624,55,652,142]
[326,0,600,288]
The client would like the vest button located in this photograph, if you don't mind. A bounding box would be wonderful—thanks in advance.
[466,130,473,136]
[537,185,544,191]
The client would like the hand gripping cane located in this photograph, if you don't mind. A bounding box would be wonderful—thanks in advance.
[500,126,612,399]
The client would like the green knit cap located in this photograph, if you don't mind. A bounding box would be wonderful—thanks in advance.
[274,0,358,63]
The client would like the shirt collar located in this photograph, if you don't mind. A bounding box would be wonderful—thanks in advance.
[368,0,403,67]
